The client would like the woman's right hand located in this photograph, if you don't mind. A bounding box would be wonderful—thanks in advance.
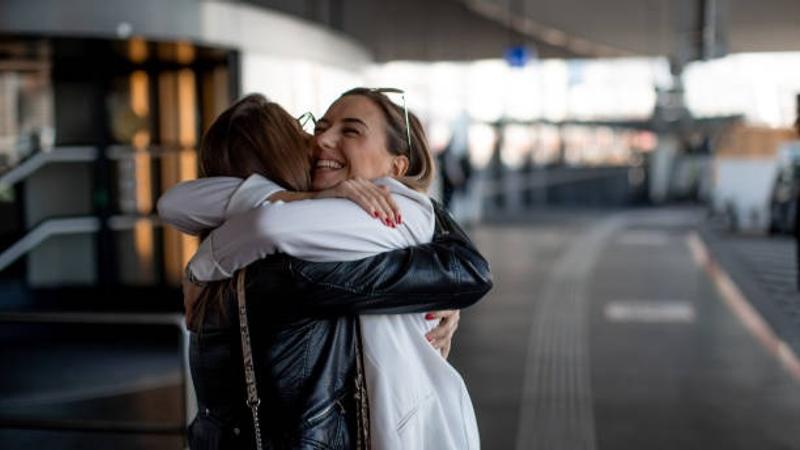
[425,310,460,359]
[315,178,402,226]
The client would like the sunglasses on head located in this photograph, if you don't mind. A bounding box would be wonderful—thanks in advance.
[297,87,414,158]
[296,111,316,133]
[370,88,413,154]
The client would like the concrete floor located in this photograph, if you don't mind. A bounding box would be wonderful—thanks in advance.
[450,208,800,449]
[0,328,185,449]
[3,207,800,449]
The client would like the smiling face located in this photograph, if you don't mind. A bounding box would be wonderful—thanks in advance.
[311,95,405,191]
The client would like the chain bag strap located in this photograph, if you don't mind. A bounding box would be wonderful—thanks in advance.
[354,319,371,449]
[236,270,264,450]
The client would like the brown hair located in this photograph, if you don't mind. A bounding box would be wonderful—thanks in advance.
[192,93,311,330]
[339,88,435,192]
[200,93,311,191]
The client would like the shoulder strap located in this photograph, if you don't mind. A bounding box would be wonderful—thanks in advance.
[236,270,264,450]
[354,319,371,449]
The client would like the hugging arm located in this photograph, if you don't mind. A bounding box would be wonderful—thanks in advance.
[247,202,493,316]
[189,194,424,281]
[157,175,285,235]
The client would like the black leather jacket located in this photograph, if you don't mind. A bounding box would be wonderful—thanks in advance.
[188,204,492,449]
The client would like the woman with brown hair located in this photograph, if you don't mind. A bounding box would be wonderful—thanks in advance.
[159,91,490,449]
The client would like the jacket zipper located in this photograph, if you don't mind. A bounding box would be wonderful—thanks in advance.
[307,393,346,424]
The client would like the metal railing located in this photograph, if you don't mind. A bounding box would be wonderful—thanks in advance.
[0,217,99,271]
[0,215,162,272]
[0,143,195,273]
[0,144,199,188]
[0,146,97,188]
[0,144,198,444]
[479,166,632,198]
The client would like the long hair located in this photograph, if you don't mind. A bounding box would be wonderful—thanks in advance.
[200,94,311,190]
[192,94,311,330]
[339,88,435,192]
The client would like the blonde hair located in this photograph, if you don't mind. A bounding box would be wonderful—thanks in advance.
[339,88,435,192]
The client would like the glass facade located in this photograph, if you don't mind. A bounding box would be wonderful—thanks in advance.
[0,35,237,291]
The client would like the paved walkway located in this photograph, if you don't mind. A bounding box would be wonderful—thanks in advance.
[699,225,800,355]
[4,207,800,449]
[451,208,800,450]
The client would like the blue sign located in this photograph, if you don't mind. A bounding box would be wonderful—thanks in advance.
[505,46,531,67]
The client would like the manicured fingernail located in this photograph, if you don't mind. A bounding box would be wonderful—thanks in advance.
[397,214,402,223]
[426,335,433,342]
[372,211,379,218]
[425,313,434,320]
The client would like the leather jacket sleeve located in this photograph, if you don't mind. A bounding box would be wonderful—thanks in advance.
[247,201,492,316]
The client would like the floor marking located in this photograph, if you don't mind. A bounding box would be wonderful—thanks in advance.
[515,217,624,450]
[687,233,800,382]
[604,301,695,323]
[615,231,669,246]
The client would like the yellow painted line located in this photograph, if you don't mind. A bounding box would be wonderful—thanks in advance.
[687,232,800,381]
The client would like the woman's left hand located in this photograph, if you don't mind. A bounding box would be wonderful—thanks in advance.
[425,310,460,359]
[314,178,401,226]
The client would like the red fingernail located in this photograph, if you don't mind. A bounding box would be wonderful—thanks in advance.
[372,211,379,218]
[397,214,402,223]
[426,336,433,342]
[425,313,434,320]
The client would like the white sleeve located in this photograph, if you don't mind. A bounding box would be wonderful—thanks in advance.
[156,174,285,235]
[188,181,435,281]
[225,175,286,216]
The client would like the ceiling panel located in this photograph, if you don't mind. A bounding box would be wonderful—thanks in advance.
[241,0,800,61]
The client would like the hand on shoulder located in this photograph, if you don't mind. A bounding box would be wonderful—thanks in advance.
[314,177,402,227]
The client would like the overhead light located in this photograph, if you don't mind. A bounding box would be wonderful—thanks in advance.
[116,22,133,39]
